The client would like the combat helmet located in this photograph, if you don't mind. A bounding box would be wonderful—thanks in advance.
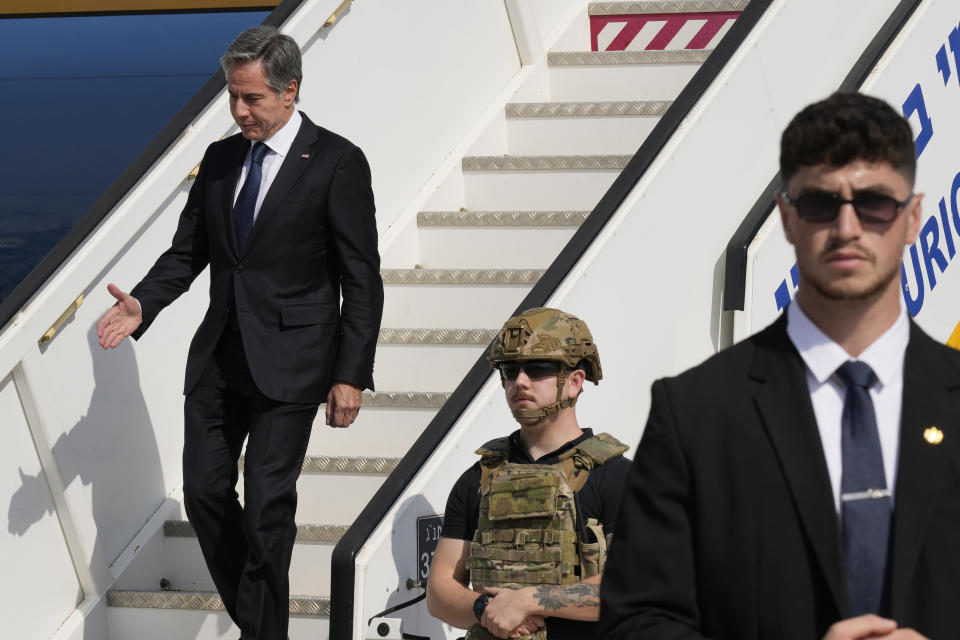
[488,307,602,421]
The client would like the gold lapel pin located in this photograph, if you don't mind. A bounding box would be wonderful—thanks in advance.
[924,426,944,445]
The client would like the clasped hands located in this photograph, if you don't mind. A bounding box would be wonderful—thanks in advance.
[480,586,545,639]
[822,615,928,640]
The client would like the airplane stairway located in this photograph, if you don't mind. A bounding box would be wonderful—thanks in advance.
[103,2,745,638]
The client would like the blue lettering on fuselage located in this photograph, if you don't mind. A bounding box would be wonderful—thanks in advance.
[774,170,960,316]
[774,21,960,315]
[899,171,960,316]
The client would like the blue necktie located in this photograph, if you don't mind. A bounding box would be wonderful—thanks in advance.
[836,361,891,616]
[234,141,268,251]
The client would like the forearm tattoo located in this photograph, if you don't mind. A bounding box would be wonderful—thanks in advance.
[533,583,600,610]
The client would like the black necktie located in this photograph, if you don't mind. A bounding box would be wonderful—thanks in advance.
[836,360,891,616]
[234,141,268,251]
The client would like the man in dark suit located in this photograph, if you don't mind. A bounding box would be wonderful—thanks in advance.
[96,25,383,640]
[598,92,959,640]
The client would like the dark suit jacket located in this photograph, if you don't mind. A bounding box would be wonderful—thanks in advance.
[130,113,383,403]
[598,314,960,640]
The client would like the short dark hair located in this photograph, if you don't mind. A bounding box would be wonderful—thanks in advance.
[221,25,303,103]
[780,92,916,186]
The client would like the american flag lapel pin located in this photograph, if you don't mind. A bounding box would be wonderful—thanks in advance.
[301,153,311,159]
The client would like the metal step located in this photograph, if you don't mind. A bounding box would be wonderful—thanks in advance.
[383,270,542,327]
[548,50,709,101]
[308,392,449,457]
[299,455,398,474]
[382,268,544,284]
[144,521,343,594]
[505,101,669,154]
[549,50,710,65]
[236,470,387,524]
[461,156,626,210]
[379,327,498,343]
[237,454,399,474]
[309,389,450,408]
[165,520,347,542]
[109,607,328,640]
[310,405,439,457]
[588,0,748,16]
[417,210,589,227]
[106,590,329,616]
[360,391,451,408]
[376,329,494,392]
[376,344,488,391]
[462,154,631,171]
[376,328,496,396]
[505,100,671,117]
[417,210,587,268]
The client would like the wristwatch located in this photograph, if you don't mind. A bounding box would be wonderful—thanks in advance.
[473,594,490,621]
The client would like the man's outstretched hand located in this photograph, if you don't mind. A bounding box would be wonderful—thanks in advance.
[97,283,142,349]
[326,382,362,428]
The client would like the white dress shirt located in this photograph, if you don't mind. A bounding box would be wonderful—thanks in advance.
[786,301,908,513]
[132,111,303,315]
[233,110,302,220]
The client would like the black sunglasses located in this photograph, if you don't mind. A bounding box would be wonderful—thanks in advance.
[781,190,911,224]
[499,361,561,381]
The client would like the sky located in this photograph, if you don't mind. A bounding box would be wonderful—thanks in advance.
[0,10,269,301]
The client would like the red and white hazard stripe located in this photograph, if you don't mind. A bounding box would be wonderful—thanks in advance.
[590,12,739,51]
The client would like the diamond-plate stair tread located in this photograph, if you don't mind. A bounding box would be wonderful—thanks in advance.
[300,456,399,474]
[462,155,630,171]
[381,269,544,284]
[106,590,330,616]
[237,455,399,474]
[379,328,498,344]
[548,50,711,65]
[589,0,747,14]
[360,391,451,408]
[417,211,589,227]
[506,101,672,118]
[165,520,347,542]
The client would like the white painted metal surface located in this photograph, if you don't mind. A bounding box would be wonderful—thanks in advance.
[737,0,960,345]
[352,1,913,638]
[0,374,82,640]
[315,408,439,457]
[547,52,706,101]
[506,103,666,154]
[108,608,329,640]
[463,163,626,210]
[418,223,583,268]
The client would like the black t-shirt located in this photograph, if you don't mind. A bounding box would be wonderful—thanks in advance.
[440,428,631,640]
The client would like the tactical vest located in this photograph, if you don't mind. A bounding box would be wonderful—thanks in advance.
[465,433,628,640]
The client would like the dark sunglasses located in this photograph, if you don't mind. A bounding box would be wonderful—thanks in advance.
[781,190,911,224]
[499,361,561,381]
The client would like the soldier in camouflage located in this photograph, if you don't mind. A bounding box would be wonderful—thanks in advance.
[427,308,631,640]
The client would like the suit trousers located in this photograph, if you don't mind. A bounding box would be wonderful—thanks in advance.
[183,327,318,640]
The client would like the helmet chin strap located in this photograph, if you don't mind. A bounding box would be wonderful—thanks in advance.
[512,397,577,421]
[511,368,577,421]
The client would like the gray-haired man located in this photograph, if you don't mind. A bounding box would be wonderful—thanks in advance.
[97,25,383,639]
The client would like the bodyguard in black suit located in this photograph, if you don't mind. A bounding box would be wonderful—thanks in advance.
[97,26,383,639]
[598,93,958,640]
